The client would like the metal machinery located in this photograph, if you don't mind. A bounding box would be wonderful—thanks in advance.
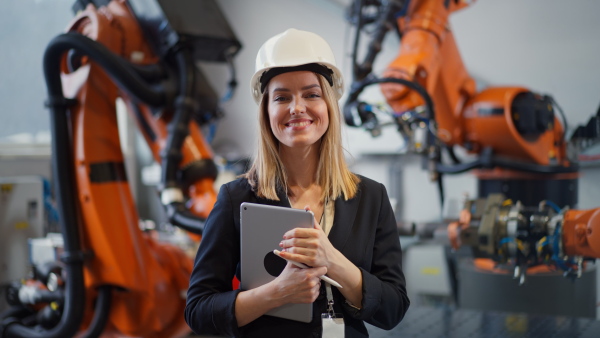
[0,177,51,314]
[343,0,600,310]
[0,0,240,337]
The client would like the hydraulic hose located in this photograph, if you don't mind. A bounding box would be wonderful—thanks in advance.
[165,202,206,234]
[48,32,168,107]
[435,160,483,174]
[221,51,238,103]
[344,76,436,127]
[129,63,167,83]
[351,0,365,80]
[3,34,87,338]
[437,173,445,210]
[491,157,578,174]
[160,47,208,234]
[1,287,112,338]
[435,155,579,174]
[353,0,403,81]
[19,290,64,305]
[161,48,196,188]
[445,145,461,164]
[81,286,112,338]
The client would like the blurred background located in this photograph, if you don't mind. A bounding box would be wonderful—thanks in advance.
[1,1,600,337]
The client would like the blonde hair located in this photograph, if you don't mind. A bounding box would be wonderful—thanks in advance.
[244,74,360,201]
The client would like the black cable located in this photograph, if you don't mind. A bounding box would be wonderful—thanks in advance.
[3,32,88,338]
[437,173,445,212]
[356,0,402,81]
[81,286,112,338]
[351,0,365,80]
[492,157,578,174]
[547,95,569,142]
[346,76,435,121]
[445,145,461,164]
[0,306,34,337]
[25,290,64,304]
[435,156,579,174]
[161,48,195,189]
[221,51,238,102]
[129,62,167,83]
[48,32,168,107]
[165,202,206,234]
[160,47,207,234]
[436,159,484,174]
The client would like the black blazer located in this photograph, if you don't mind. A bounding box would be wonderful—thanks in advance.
[185,175,409,337]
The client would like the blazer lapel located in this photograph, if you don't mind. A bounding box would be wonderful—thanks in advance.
[328,188,362,251]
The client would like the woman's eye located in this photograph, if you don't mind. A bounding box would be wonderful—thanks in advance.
[306,93,321,98]
[273,96,287,102]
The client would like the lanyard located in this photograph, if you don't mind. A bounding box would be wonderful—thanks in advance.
[326,283,335,318]
[322,198,336,317]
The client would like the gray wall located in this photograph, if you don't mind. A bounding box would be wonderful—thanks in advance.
[0,0,72,142]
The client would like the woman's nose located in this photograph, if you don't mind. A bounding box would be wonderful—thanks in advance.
[290,98,306,115]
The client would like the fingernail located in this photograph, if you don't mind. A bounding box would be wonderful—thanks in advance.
[279,241,283,247]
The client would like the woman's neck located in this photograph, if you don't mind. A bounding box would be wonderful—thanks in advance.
[279,143,324,218]
[279,143,320,189]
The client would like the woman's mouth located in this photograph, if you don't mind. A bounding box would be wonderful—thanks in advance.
[285,120,312,127]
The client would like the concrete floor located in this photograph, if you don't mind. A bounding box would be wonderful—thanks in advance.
[187,306,600,337]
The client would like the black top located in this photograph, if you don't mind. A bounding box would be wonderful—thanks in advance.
[184,175,409,337]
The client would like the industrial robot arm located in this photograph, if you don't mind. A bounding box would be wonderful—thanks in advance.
[1,1,240,337]
[345,0,573,172]
[343,0,600,280]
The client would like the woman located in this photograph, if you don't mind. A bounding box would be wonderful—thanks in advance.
[185,28,409,337]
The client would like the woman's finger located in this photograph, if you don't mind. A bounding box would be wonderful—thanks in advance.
[281,246,316,257]
[304,205,323,231]
[280,237,318,249]
[283,227,316,239]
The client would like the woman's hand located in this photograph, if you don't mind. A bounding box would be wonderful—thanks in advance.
[235,262,326,327]
[278,205,337,269]
[278,205,364,308]
[269,262,326,306]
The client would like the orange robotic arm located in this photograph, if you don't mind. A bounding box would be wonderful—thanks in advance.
[0,1,240,337]
[563,208,600,258]
[345,0,571,170]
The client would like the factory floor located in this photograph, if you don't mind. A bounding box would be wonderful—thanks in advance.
[188,305,600,337]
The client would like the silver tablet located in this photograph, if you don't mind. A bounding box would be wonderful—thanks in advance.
[240,202,314,323]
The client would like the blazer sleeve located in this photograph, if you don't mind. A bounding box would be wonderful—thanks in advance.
[342,183,410,329]
[184,184,242,337]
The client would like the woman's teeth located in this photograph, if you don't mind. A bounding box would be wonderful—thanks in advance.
[287,121,311,127]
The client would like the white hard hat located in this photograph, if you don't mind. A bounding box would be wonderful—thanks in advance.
[250,28,344,105]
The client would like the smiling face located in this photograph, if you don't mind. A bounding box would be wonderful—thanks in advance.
[266,71,329,151]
